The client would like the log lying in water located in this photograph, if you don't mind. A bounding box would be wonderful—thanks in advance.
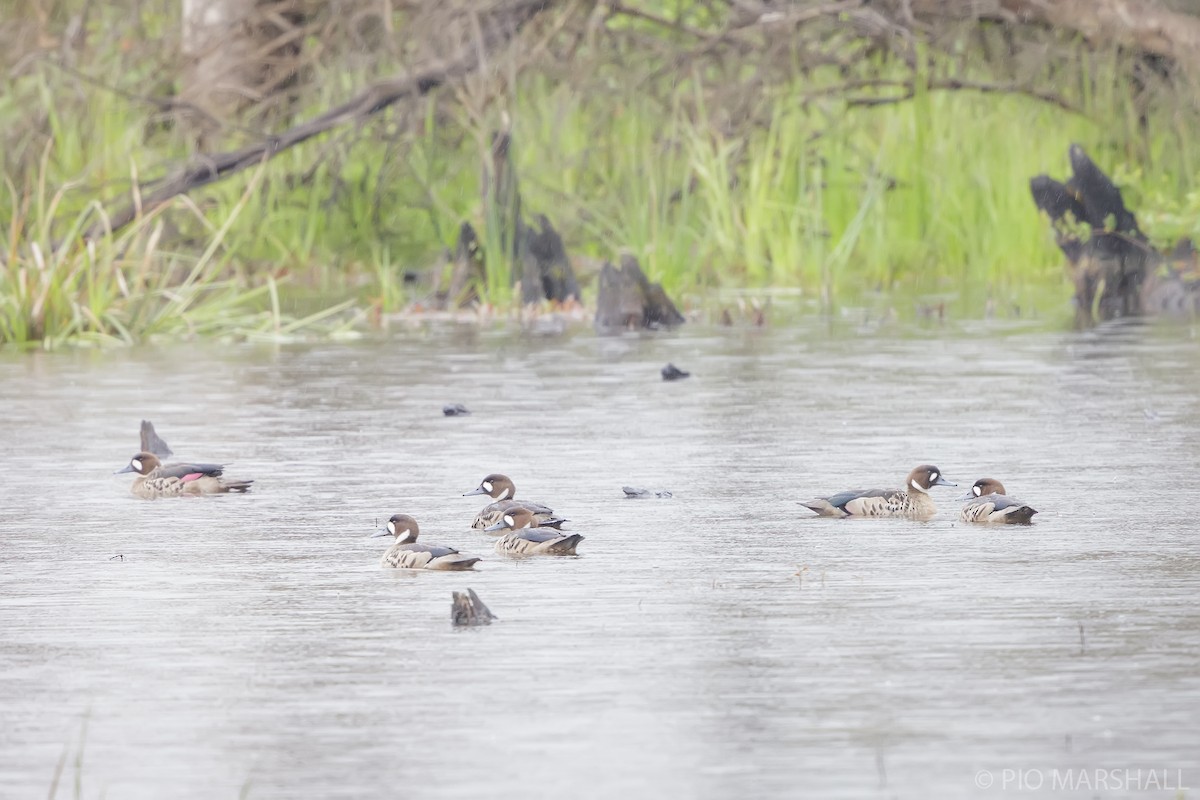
[451,588,497,627]
[594,255,685,334]
[1030,144,1200,325]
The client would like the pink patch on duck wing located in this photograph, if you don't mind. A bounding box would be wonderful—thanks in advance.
[181,472,204,482]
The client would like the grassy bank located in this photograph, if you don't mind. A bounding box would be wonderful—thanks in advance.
[2,5,1199,347]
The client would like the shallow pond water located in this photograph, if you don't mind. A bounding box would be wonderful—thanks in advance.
[1,311,1199,799]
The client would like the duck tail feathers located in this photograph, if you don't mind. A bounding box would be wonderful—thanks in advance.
[1009,506,1038,524]
[801,499,845,517]
[546,534,584,555]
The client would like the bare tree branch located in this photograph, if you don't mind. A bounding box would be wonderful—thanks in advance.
[85,0,557,241]
[826,76,1080,112]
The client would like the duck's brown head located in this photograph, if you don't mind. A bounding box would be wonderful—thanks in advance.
[464,474,516,501]
[961,478,1006,500]
[372,513,419,543]
[483,506,536,532]
[116,452,161,476]
[906,464,956,494]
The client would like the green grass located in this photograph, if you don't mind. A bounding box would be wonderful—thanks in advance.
[0,149,360,349]
[2,7,1199,347]
[511,51,1194,312]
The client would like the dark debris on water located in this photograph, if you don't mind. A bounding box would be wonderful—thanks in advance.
[622,486,673,499]
[661,363,690,381]
[452,588,497,627]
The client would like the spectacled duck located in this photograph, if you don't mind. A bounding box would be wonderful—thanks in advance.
[372,514,482,570]
[484,507,583,556]
[116,452,253,499]
[958,478,1038,524]
[802,464,956,520]
[463,473,564,530]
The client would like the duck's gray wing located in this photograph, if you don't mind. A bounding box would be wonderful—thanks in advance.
[158,461,225,479]
[983,493,1038,522]
[479,500,510,517]
[983,493,1027,511]
[408,543,462,558]
[823,488,886,511]
[961,493,1038,523]
[513,529,566,544]
[484,499,555,517]
[510,499,554,516]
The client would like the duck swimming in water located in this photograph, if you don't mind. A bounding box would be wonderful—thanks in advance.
[958,479,1038,524]
[484,507,583,556]
[116,452,253,499]
[801,465,956,520]
[372,514,482,570]
[463,473,563,530]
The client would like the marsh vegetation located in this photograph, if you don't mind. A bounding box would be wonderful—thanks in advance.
[2,0,1199,346]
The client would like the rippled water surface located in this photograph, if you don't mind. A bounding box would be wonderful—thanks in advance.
[2,314,1199,799]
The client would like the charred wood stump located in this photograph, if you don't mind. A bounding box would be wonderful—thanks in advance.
[441,131,580,307]
[1149,238,1200,315]
[451,588,496,627]
[1031,144,1200,325]
[444,222,486,308]
[485,130,522,267]
[594,255,685,334]
[518,214,581,305]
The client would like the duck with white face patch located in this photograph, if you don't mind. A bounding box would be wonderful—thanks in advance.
[801,464,957,520]
[115,451,254,499]
[462,473,564,530]
[484,507,583,556]
[958,479,1038,524]
[371,514,482,570]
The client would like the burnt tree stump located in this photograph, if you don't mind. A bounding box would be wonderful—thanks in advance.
[518,214,581,305]
[1031,144,1200,324]
[594,255,686,334]
[451,588,497,627]
[443,222,487,308]
[442,131,580,308]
